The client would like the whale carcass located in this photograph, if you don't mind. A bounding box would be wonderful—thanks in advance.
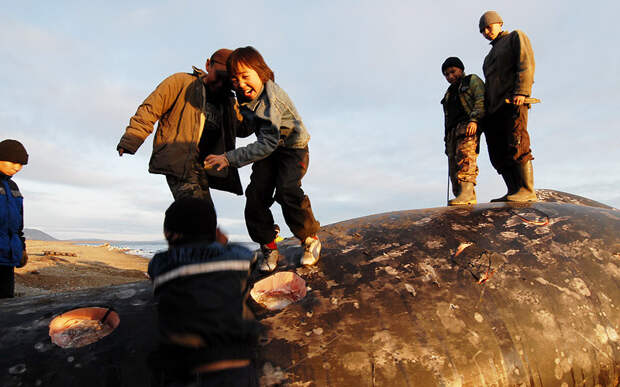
[1,189,619,386]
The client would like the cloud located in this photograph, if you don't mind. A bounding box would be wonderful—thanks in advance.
[3,1,620,241]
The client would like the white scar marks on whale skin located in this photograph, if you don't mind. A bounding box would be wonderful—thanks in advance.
[435,302,465,334]
[451,223,470,231]
[404,283,416,296]
[535,277,586,300]
[500,231,519,239]
[474,313,484,323]
[425,240,444,249]
[419,262,441,287]
[569,278,591,297]
[341,244,359,254]
[369,243,414,263]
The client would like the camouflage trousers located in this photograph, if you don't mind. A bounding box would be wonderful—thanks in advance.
[165,162,215,209]
[445,122,480,195]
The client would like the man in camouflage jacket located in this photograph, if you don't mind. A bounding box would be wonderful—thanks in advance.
[441,57,485,205]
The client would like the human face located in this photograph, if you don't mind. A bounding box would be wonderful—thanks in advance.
[204,59,229,93]
[230,64,263,101]
[0,161,23,176]
[443,67,464,84]
[482,23,502,41]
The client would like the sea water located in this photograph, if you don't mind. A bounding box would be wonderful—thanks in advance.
[79,240,259,259]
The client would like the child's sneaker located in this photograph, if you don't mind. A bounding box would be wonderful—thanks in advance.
[259,244,281,273]
[301,235,321,266]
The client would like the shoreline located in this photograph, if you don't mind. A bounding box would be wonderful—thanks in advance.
[14,240,150,298]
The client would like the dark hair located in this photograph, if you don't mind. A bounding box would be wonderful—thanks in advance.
[163,198,216,246]
[227,46,275,83]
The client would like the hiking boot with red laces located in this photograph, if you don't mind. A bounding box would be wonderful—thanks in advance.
[301,235,321,266]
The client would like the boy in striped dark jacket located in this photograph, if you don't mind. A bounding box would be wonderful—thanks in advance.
[148,198,260,386]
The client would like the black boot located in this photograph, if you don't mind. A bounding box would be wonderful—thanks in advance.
[490,169,519,202]
[507,161,537,202]
[449,181,476,205]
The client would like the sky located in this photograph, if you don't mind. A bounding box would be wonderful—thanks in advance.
[1,1,619,242]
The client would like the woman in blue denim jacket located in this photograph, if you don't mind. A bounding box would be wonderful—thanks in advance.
[204,46,321,273]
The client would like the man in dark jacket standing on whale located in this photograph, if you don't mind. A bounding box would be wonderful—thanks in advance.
[479,11,538,202]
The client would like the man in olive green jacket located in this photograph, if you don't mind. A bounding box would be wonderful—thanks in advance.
[117,49,252,207]
[441,57,485,206]
[480,11,537,202]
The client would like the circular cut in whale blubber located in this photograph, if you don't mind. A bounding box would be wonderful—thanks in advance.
[250,272,306,310]
[49,307,119,348]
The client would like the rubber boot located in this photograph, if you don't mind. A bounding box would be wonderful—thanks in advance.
[448,182,476,205]
[490,169,519,202]
[507,161,537,202]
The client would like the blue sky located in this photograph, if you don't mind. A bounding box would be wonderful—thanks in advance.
[1,1,619,241]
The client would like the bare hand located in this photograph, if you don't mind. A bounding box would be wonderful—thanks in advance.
[512,95,526,106]
[215,228,228,245]
[204,154,229,171]
[18,251,28,268]
[466,122,478,136]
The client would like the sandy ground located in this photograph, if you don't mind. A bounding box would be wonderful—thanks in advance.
[14,240,150,297]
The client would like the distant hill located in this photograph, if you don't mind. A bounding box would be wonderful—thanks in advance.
[23,228,58,241]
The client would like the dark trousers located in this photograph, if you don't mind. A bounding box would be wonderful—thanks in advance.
[245,147,320,244]
[0,265,15,298]
[166,162,215,209]
[483,104,534,175]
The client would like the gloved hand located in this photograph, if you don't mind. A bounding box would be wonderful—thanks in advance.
[17,250,28,268]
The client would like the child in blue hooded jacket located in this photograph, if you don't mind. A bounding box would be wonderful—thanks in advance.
[0,139,29,298]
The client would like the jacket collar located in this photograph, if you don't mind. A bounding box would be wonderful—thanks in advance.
[192,66,207,78]
[490,30,509,46]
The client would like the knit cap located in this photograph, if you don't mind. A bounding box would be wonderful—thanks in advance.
[441,57,465,73]
[0,139,28,164]
[164,198,217,242]
[479,11,503,32]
